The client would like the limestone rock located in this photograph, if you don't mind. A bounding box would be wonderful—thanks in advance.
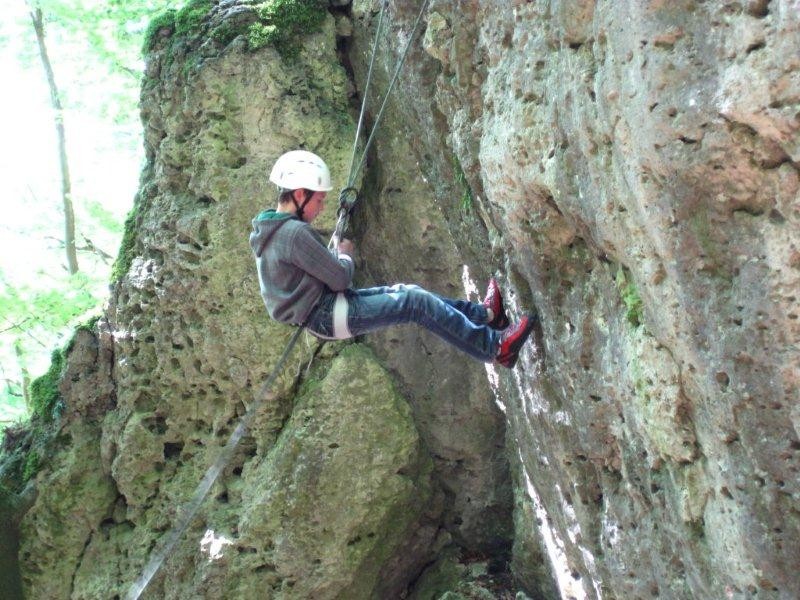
[7,1,800,599]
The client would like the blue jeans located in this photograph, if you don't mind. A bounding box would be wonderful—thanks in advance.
[306,284,501,362]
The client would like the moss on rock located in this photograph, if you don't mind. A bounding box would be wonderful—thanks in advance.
[235,343,432,598]
[143,0,329,58]
[175,0,214,37]
[143,8,177,53]
[110,202,140,284]
[616,265,644,328]
[29,349,64,422]
[247,0,328,55]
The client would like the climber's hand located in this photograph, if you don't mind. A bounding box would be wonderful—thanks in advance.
[338,239,355,256]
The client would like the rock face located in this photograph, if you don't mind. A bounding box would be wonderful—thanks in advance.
[378,1,799,598]
[6,1,799,599]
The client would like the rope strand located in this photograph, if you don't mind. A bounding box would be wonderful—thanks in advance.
[346,1,388,187]
[349,0,431,184]
[125,327,304,600]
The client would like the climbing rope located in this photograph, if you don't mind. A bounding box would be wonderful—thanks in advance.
[126,2,430,598]
[348,0,431,186]
[331,0,431,251]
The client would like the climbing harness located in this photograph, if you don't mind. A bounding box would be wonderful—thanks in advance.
[126,2,430,598]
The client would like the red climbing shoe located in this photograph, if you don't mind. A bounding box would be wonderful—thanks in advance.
[496,314,537,369]
[483,277,510,330]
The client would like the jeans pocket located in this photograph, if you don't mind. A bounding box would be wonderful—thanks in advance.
[306,292,335,338]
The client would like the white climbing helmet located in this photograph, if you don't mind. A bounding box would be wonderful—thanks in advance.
[269,150,333,192]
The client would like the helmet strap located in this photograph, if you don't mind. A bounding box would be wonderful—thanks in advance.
[292,189,314,221]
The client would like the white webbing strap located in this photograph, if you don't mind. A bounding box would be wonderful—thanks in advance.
[332,292,351,339]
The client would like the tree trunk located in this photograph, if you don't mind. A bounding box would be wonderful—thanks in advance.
[13,341,31,412]
[30,6,79,274]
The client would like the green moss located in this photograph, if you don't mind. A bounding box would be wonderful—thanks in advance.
[452,154,474,214]
[1,421,53,492]
[0,482,16,514]
[210,20,240,45]
[143,9,177,53]
[21,451,40,483]
[63,315,101,356]
[143,0,213,55]
[175,0,214,37]
[76,314,101,334]
[247,0,327,56]
[111,204,139,284]
[615,266,644,328]
[29,350,65,422]
[144,0,327,59]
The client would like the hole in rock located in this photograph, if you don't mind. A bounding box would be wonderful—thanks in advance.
[747,1,770,17]
[144,415,167,435]
[254,563,276,573]
[163,441,183,460]
[769,209,786,224]
[715,372,730,389]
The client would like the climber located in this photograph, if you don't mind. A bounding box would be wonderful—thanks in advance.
[249,150,537,368]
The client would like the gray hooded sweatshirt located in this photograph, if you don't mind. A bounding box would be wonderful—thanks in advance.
[249,210,354,325]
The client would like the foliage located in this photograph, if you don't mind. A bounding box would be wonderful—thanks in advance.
[85,200,124,235]
[616,266,644,328]
[247,0,328,56]
[1,0,180,427]
[0,272,97,337]
[38,0,181,66]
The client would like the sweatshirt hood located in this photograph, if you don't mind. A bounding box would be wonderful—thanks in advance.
[249,210,297,258]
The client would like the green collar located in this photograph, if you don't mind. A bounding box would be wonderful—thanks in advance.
[256,209,296,221]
